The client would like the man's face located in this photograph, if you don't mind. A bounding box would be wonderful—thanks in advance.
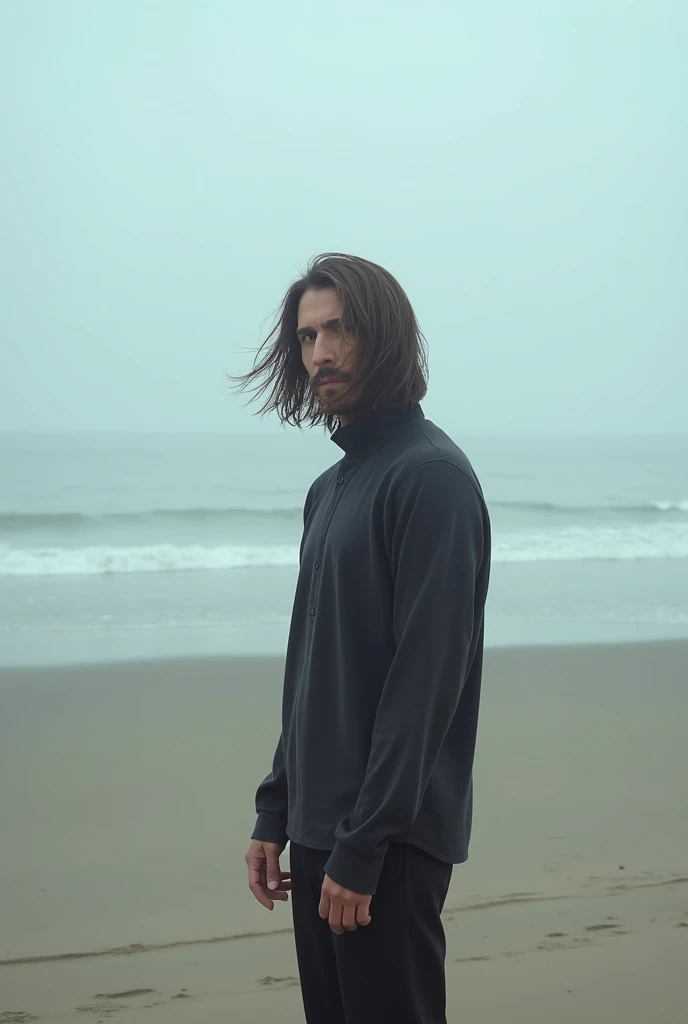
[297,287,357,423]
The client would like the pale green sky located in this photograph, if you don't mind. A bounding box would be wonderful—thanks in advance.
[1,0,686,434]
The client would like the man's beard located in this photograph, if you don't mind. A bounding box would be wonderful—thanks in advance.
[310,369,355,411]
[310,369,354,389]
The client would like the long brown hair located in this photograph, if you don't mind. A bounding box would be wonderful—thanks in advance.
[230,253,428,430]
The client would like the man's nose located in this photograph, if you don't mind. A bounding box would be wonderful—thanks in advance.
[312,333,338,367]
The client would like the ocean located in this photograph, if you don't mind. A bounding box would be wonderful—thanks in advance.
[1,430,687,666]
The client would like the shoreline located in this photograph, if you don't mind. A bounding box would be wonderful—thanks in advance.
[2,635,688,688]
[2,622,687,673]
[3,557,687,670]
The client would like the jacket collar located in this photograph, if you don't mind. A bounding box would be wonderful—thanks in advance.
[330,405,425,458]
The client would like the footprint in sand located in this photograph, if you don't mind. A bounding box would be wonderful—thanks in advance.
[76,1006,121,1018]
[257,976,300,990]
[536,935,593,954]
[537,937,572,951]
[0,1014,39,1024]
[77,990,159,1018]
[585,923,620,932]
[93,991,155,1000]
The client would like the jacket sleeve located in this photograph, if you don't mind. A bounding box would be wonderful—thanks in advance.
[251,735,289,848]
[251,480,319,849]
[324,460,488,894]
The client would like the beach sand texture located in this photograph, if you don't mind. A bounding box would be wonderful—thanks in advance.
[1,642,687,1022]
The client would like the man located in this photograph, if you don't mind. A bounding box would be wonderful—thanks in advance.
[237,253,490,1023]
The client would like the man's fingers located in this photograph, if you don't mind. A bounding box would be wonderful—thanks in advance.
[246,843,289,912]
[247,860,291,909]
[248,864,274,910]
[342,904,358,932]
[246,856,267,889]
[269,870,291,901]
[329,901,345,936]
[339,898,372,931]
[249,882,274,911]
[356,900,372,927]
[248,863,266,890]
[250,887,273,910]
[248,881,289,908]
[266,850,282,891]
[319,877,371,935]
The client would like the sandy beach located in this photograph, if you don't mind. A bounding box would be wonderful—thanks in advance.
[1,641,687,1022]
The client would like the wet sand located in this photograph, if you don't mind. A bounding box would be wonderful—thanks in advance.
[1,642,687,1022]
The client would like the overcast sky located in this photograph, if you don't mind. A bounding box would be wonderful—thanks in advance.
[1,0,686,435]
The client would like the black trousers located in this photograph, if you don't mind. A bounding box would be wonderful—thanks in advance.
[290,842,453,1024]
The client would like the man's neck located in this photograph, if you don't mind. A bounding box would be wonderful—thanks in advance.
[336,406,368,428]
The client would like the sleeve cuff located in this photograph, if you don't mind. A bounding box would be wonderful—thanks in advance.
[251,812,288,849]
[324,843,385,895]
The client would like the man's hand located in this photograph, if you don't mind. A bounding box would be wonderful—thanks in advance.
[319,874,372,935]
[245,839,291,911]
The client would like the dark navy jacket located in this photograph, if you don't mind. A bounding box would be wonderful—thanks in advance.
[252,405,491,895]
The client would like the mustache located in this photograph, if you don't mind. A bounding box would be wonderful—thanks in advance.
[311,369,354,386]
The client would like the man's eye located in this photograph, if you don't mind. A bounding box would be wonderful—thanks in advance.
[300,333,315,344]
[342,324,354,334]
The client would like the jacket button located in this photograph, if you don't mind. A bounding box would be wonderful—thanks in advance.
[337,476,344,485]
[315,562,320,570]
[309,607,315,616]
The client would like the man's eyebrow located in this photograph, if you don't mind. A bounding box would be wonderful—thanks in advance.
[296,318,341,339]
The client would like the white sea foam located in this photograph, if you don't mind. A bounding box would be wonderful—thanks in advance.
[650,499,688,513]
[1,521,687,577]
[0,543,300,577]
[493,522,688,563]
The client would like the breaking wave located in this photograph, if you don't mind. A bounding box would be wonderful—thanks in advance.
[2,521,687,576]
[2,498,687,534]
